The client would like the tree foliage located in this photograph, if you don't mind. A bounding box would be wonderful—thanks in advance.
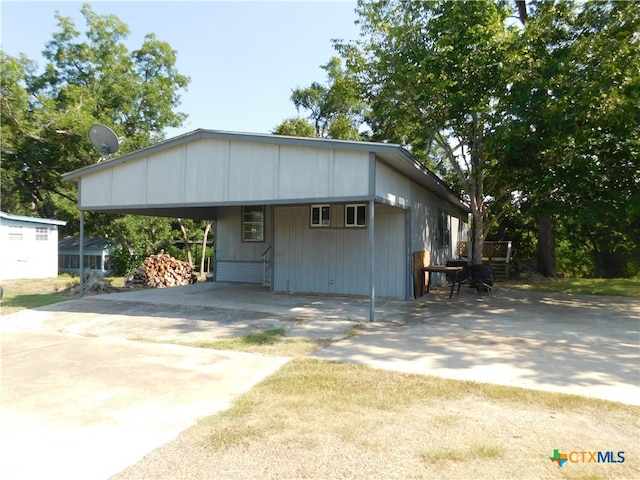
[1,4,189,234]
[338,0,516,264]
[330,0,638,277]
[274,57,365,140]
[491,0,640,277]
[272,117,317,137]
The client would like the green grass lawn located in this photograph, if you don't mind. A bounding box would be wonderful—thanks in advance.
[504,276,640,297]
[0,276,77,315]
[0,275,125,315]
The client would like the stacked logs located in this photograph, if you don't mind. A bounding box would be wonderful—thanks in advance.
[125,252,198,288]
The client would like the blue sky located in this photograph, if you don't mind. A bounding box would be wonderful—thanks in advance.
[0,0,360,138]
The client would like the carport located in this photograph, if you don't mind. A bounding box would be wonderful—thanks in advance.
[62,129,470,321]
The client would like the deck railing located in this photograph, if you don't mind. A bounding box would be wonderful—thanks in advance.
[456,241,512,280]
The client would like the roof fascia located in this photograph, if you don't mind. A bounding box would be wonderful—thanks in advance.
[0,211,67,226]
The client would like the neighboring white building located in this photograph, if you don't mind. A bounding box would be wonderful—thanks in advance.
[63,130,470,320]
[0,211,66,280]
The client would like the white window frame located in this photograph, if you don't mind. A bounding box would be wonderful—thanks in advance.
[242,206,265,242]
[36,226,48,241]
[345,204,367,228]
[310,204,331,227]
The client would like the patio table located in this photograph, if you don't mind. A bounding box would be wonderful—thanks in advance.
[420,265,464,299]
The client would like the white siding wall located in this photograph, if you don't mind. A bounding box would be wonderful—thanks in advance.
[80,139,370,209]
[375,161,411,208]
[409,183,469,287]
[0,221,60,280]
[273,204,406,298]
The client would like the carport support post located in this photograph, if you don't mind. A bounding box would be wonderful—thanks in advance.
[369,200,375,322]
[79,210,84,297]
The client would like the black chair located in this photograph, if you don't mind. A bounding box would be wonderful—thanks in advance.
[470,265,495,294]
[445,260,471,293]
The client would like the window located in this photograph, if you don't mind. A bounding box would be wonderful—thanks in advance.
[242,206,264,242]
[8,225,23,241]
[437,209,451,248]
[84,255,99,270]
[311,205,331,227]
[36,227,48,241]
[345,204,367,227]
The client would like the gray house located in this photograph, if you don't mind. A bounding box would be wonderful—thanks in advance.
[63,130,469,319]
[58,236,114,276]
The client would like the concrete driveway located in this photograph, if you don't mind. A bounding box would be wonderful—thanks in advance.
[1,282,639,479]
[314,288,640,404]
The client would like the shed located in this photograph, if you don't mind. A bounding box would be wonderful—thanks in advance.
[0,211,67,280]
[58,237,114,276]
[63,129,470,320]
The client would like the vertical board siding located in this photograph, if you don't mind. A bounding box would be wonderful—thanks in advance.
[273,204,406,298]
[81,170,113,206]
[215,261,263,283]
[215,206,272,283]
[278,146,331,199]
[228,142,278,202]
[147,147,185,204]
[184,139,230,203]
[332,151,370,197]
[0,221,60,280]
[78,138,372,209]
[409,183,469,288]
[375,161,411,208]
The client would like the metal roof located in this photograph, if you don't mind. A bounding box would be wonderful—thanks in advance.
[62,129,470,213]
[58,236,113,249]
[0,211,67,226]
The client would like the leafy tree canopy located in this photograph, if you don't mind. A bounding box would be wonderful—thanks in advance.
[274,57,365,140]
[332,0,638,276]
[1,3,190,234]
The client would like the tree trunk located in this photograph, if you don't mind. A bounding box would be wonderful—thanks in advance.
[472,209,485,266]
[177,218,193,267]
[536,212,557,278]
[515,0,528,24]
[200,221,213,275]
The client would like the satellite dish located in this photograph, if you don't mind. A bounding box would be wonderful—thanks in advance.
[89,124,120,162]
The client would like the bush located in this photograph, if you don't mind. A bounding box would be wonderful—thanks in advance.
[110,244,139,276]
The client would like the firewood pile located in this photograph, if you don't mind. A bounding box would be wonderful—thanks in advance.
[125,252,198,288]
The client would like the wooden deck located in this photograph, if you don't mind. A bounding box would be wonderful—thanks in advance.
[457,241,512,281]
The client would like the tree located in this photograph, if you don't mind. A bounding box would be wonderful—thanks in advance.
[492,0,640,277]
[1,4,189,236]
[274,57,365,140]
[272,117,316,137]
[339,0,516,265]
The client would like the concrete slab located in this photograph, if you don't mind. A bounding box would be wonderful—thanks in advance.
[1,282,638,479]
[0,330,288,480]
[313,288,640,405]
[0,283,362,342]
